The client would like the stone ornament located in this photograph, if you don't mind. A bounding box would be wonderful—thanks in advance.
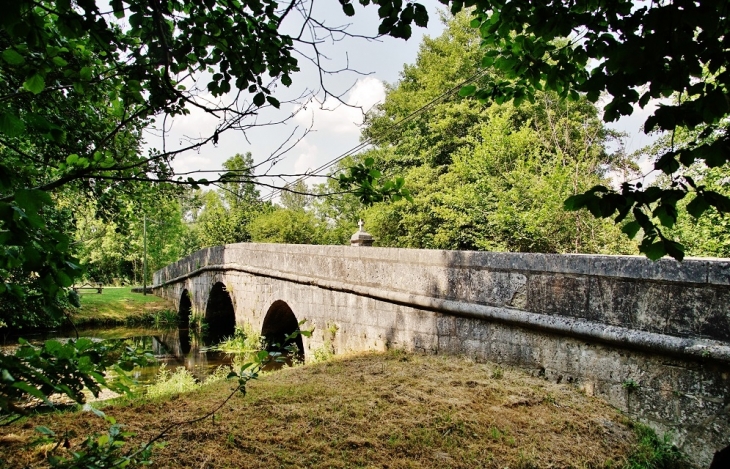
[350,219,374,246]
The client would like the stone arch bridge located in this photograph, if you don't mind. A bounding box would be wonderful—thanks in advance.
[153,243,730,465]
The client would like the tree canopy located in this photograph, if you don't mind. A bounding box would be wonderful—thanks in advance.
[2,0,730,330]
[0,0,419,325]
[351,13,636,253]
[439,0,730,259]
[336,0,730,259]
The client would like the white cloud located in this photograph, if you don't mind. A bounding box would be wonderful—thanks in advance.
[293,139,320,175]
[293,77,385,135]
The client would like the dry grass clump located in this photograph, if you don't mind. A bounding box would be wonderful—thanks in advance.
[0,351,636,468]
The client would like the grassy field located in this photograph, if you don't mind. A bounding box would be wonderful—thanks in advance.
[71,287,175,326]
[0,351,681,469]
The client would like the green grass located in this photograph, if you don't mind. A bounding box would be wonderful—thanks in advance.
[72,287,175,326]
[625,422,685,469]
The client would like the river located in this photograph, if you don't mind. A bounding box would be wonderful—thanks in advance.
[2,325,244,386]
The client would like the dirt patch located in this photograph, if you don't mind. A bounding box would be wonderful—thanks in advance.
[0,351,637,468]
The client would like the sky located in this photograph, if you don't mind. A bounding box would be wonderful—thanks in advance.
[146,3,660,201]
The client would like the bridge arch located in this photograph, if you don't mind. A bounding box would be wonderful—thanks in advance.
[261,300,304,360]
[178,290,194,354]
[178,289,192,325]
[205,282,236,344]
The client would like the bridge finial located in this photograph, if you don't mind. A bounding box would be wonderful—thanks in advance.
[351,219,374,247]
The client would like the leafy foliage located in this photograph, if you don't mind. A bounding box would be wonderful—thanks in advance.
[444,0,730,259]
[354,14,635,254]
[36,415,158,469]
[625,423,685,469]
[0,0,423,331]
[0,338,153,420]
[338,157,413,205]
[249,207,321,245]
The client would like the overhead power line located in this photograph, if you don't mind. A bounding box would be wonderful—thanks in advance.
[260,69,488,202]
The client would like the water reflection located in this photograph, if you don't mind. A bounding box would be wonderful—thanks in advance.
[136,326,238,383]
[1,325,240,386]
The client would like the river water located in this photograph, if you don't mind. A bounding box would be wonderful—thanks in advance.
[2,325,242,386]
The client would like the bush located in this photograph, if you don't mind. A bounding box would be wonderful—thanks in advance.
[626,423,684,469]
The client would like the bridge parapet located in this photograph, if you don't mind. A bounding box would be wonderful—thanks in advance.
[154,244,730,465]
[155,244,730,345]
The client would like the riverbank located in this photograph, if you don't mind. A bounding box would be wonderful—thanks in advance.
[71,287,175,327]
[0,351,682,468]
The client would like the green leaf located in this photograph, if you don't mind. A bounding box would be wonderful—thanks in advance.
[343,3,355,16]
[15,188,52,211]
[68,290,81,308]
[2,369,14,383]
[2,49,24,65]
[0,110,26,137]
[654,205,675,229]
[705,191,730,212]
[643,241,667,261]
[23,74,45,94]
[36,426,56,436]
[52,56,68,67]
[459,85,477,97]
[563,194,588,211]
[79,66,92,81]
[621,221,641,239]
[266,96,280,108]
[253,92,265,107]
[664,239,685,261]
[13,382,48,400]
[686,194,710,219]
[654,152,680,174]
[111,0,125,18]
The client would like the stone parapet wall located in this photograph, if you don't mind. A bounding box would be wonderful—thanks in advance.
[154,243,730,465]
[155,244,730,344]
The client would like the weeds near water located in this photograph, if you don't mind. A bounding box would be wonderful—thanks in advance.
[625,423,684,469]
[214,324,262,353]
[146,364,199,398]
[146,364,234,399]
[310,322,337,363]
[188,313,207,335]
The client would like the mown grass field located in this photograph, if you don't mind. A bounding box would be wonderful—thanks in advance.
[71,287,175,326]
[0,351,678,469]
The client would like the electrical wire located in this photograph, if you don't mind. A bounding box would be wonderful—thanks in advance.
[259,69,489,201]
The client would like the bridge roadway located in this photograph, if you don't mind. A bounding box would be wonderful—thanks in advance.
[153,243,730,465]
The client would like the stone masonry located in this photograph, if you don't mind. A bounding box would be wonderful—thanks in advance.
[153,243,730,466]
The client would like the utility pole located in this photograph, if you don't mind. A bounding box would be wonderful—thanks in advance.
[143,214,147,295]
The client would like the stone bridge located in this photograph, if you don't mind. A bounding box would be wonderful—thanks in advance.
[153,243,730,465]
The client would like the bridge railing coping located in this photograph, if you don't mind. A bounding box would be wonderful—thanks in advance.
[153,243,730,287]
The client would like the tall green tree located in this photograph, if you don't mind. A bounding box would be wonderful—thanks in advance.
[444,0,730,259]
[280,180,311,211]
[249,207,321,245]
[357,14,634,254]
[220,153,261,213]
[71,183,192,285]
[193,153,269,247]
[0,0,419,329]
